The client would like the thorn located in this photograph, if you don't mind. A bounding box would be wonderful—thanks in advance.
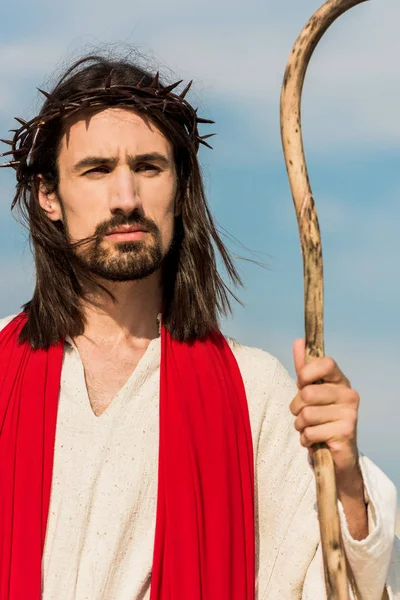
[14,117,27,126]
[0,139,14,146]
[162,80,183,94]
[8,129,19,133]
[136,76,147,89]
[150,72,160,89]
[198,138,214,149]
[179,80,193,99]
[12,147,27,156]
[37,88,52,100]
[196,117,215,124]
[1,147,26,158]
[0,160,20,167]
[200,133,216,140]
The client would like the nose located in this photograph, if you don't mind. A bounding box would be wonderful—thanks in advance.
[109,166,142,216]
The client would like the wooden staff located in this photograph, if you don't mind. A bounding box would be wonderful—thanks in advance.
[280,1,369,598]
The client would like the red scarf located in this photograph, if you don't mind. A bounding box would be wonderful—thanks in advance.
[0,313,255,599]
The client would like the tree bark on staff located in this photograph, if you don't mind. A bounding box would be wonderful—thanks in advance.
[280,1,369,598]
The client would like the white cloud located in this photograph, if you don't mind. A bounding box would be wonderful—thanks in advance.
[0,0,399,151]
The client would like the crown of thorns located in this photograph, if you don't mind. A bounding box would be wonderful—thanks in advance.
[0,72,215,185]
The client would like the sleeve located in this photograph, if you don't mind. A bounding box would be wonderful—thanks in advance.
[255,358,399,599]
[302,455,399,599]
[338,455,398,599]
[386,536,400,598]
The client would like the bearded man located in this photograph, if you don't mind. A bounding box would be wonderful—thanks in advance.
[0,55,398,600]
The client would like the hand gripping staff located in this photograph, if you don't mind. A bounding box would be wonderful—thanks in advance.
[280,1,369,598]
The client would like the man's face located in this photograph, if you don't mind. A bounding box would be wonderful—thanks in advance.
[41,107,178,282]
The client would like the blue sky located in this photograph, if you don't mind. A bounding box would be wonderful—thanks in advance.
[0,0,399,496]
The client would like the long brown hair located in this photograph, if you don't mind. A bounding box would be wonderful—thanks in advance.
[10,54,242,349]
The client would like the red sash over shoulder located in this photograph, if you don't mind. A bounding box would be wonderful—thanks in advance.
[0,313,255,599]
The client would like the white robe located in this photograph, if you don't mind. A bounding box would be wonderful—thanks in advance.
[0,315,398,599]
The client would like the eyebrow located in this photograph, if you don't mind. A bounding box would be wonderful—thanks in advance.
[71,152,171,173]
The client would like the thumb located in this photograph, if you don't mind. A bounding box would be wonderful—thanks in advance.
[293,338,306,380]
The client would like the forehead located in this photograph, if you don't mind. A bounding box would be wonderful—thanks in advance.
[58,107,172,165]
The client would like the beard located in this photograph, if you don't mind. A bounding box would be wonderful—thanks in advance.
[71,210,165,282]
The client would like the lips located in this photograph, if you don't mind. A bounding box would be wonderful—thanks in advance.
[106,225,147,235]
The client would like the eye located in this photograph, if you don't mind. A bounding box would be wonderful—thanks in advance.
[137,163,161,174]
[84,166,110,175]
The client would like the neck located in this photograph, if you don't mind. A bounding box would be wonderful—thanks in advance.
[77,272,162,348]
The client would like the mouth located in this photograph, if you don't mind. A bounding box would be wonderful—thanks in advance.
[105,226,148,241]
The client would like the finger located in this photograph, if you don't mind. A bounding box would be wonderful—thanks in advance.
[297,355,350,388]
[290,383,344,416]
[299,420,356,448]
[293,338,306,380]
[294,404,355,432]
[291,385,359,416]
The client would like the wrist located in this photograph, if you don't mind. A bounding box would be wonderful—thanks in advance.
[335,457,369,541]
[335,458,365,500]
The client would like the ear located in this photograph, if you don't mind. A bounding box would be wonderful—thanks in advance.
[36,175,63,222]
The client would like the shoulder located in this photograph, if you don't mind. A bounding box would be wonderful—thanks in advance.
[226,337,280,378]
[0,314,19,334]
[226,336,297,402]
[225,336,298,441]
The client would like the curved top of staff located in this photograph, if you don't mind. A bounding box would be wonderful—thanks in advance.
[280,0,370,362]
[280,0,369,220]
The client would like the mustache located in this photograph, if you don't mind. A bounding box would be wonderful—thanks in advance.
[94,211,160,239]
[67,210,161,252]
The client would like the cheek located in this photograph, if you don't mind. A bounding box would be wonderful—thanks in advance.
[57,182,106,240]
[61,205,94,241]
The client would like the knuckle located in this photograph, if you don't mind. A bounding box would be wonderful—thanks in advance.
[303,427,313,443]
[301,386,314,405]
[341,420,355,439]
[349,409,358,429]
[323,356,336,373]
[290,396,301,416]
[347,389,360,407]
[301,405,314,423]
